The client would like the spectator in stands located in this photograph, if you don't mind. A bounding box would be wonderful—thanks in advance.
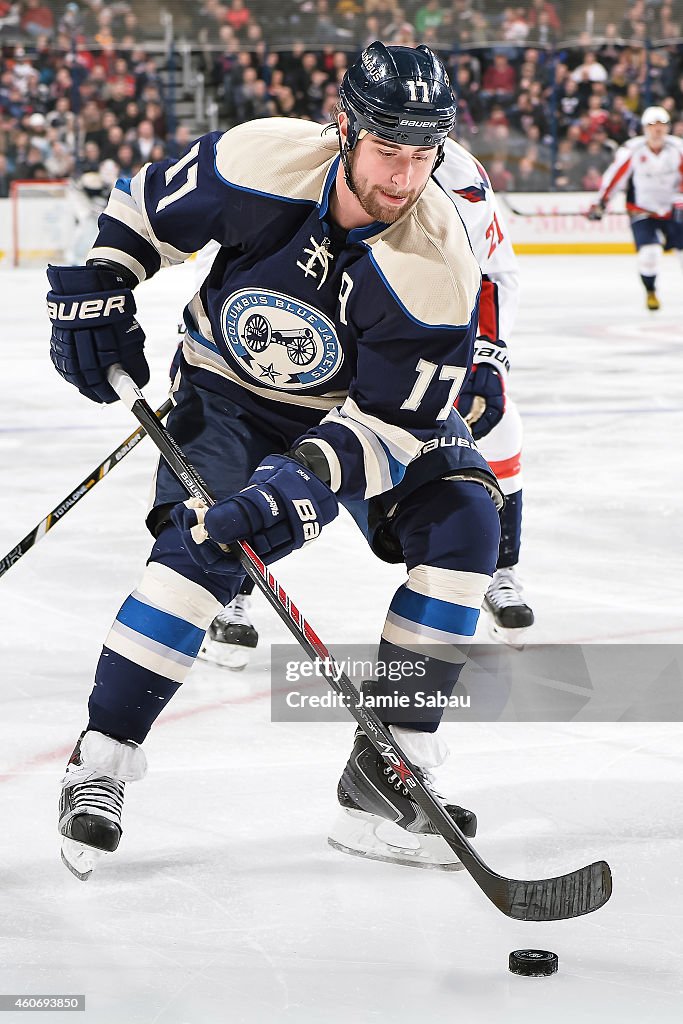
[571,51,608,84]
[605,96,637,143]
[0,2,21,35]
[482,52,517,105]
[414,0,443,36]
[554,136,583,190]
[305,66,332,119]
[624,81,642,114]
[384,7,416,45]
[45,138,74,177]
[528,9,556,45]
[515,153,548,190]
[609,58,630,96]
[15,141,48,179]
[45,97,75,145]
[509,89,548,137]
[272,83,298,117]
[120,99,142,133]
[586,92,609,133]
[501,6,530,44]
[454,64,483,122]
[115,141,137,176]
[101,123,124,161]
[108,57,136,98]
[648,48,672,101]
[81,139,102,173]
[224,0,252,39]
[11,48,37,96]
[527,0,561,32]
[144,99,166,138]
[5,5,683,201]
[20,0,54,38]
[312,0,344,42]
[134,119,161,162]
[166,124,193,160]
[335,0,363,38]
[467,10,489,45]
[487,152,515,191]
[580,164,603,190]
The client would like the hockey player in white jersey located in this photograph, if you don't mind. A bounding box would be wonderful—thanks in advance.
[436,140,533,643]
[198,135,533,663]
[588,106,683,310]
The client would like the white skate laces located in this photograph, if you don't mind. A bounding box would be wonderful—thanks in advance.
[388,726,450,798]
[214,593,252,628]
[486,567,525,608]
[59,731,147,880]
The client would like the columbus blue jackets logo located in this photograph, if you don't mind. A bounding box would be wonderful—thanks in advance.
[221,289,343,390]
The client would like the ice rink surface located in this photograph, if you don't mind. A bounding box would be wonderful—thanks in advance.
[1,255,682,1023]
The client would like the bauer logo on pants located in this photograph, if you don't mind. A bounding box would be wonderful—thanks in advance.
[220,288,343,391]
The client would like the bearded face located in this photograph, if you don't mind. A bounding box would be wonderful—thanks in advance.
[346,136,436,224]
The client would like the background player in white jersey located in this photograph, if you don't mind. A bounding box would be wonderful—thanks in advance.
[47,43,503,879]
[441,142,532,644]
[588,105,683,310]
[198,136,533,665]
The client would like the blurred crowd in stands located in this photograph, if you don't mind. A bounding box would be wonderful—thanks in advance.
[1,0,683,199]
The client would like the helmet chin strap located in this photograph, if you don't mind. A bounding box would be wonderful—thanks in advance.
[335,121,360,195]
[339,139,357,195]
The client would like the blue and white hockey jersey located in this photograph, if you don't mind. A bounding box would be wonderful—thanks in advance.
[90,117,500,508]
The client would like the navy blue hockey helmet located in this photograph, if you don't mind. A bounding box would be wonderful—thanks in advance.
[339,41,456,158]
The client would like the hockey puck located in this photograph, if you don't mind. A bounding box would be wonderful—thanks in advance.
[509,950,558,977]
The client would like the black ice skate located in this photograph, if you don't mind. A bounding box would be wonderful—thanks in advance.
[59,730,147,880]
[328,727,476,870]
[483,566,534,646]
[199,594,258,670]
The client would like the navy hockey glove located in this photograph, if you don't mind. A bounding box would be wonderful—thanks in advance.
[456,338,508,440]
[47,264,148,404]
[171,455,339,575]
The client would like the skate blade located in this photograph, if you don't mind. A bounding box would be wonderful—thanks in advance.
[487,621,532,649]
[328,810,464,871]
[198,640,251,671]
[60,837,104,881]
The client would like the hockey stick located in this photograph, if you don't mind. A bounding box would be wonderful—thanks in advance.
[500,198,627,219]
[108,364,612,922]
[501,200,591,218]
[0,398,173,580]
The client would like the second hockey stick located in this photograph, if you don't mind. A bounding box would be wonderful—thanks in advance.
[108,364,613,923]
[0,398,172,580]
[500,198,626,218]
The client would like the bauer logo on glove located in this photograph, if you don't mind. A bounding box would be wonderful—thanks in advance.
[46,263,149,404]
[455,338,508,441]
[46,295,128,321]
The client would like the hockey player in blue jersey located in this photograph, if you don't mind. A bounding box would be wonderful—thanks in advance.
[48,42,503,879]
[199,137,534,668]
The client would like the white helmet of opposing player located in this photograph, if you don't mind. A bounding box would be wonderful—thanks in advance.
[641,106,670,126]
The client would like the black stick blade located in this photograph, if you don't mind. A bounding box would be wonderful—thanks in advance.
[506,860,612,921]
